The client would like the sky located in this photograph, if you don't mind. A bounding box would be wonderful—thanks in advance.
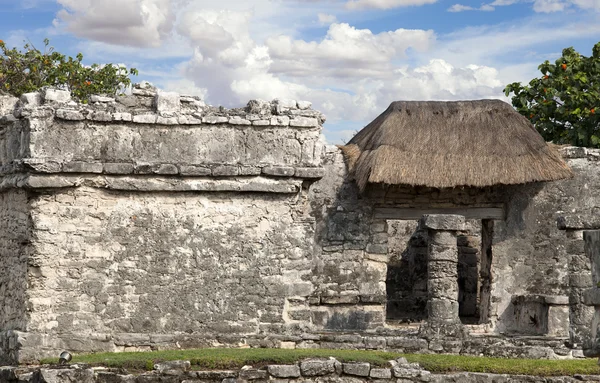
[0,0,598,143]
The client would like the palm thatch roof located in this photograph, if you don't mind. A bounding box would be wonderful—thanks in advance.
[341,100,573,191]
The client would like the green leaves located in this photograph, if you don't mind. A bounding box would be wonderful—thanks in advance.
[0,39,137,102]
[504,41,600,148]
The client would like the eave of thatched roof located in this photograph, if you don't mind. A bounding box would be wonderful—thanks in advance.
[340,100,573,191]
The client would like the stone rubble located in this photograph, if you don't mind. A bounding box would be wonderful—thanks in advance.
[0,358,598,382]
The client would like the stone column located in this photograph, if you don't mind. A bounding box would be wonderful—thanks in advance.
[421,214,465,324]
[557,216,595,347]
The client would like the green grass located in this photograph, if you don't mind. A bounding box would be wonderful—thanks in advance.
[40,348,600,376]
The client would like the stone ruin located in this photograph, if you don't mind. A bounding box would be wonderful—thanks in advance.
[1,84,600,364]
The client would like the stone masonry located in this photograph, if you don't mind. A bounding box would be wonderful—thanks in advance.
[421,215,465,324]
[3,86,600,363]
[4,358,600,383]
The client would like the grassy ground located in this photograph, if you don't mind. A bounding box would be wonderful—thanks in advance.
[40,348,600,376]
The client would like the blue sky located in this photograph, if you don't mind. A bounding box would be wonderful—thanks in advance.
[1,0,598,143]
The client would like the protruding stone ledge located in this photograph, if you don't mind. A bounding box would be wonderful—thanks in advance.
[0,174,305,194]
[3,160,326,181]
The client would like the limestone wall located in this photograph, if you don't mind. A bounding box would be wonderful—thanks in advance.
[0,86,327,363]
[491,147,600,341]
[2,85,600,363]
[0,190,30,365]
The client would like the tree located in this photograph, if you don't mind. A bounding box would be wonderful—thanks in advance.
[0,38,138,103]
[504,42,600,147]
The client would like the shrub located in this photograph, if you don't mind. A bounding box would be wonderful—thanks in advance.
[0,38,138,102]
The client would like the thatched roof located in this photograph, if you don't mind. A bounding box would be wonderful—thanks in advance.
[341,100,573,191]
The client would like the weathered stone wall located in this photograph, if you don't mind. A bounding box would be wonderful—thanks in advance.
[2,358,598,383]
[0,191,30,365]
[0,86,327,363]
[23,188,316,354]
[491,147,600,341]
[2,85,600,363]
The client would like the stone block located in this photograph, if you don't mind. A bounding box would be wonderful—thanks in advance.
[369,368,392,379]
[239,166,262,176]
[427,278,458,299]
[239,368,268,380]
[213,165,239,176]
[229,116,251,125]
[157,116,179,125]
[155,91,180,114]
[156,164,179,175]
[294,167,325,179]
[112,112,133,121]
[290,117,318,128]
[179,165,211,176]
[300,359,336,376]
[91,110,112,121]
[428,247,458,263]
[421,214,465,231]
[366,243,388,254]
[392,366,422,379]
[62,161,103,173]
[103,163,135,174]
[35,368,94,382]
[321,295,359,305]
[263,166,295,177]
[21,92,42,106]
[55,108,85,120]
[253,119,270,126]
[267,365,300,378]
[154,360,191,375]
[271,116,290,126]
[297,100,312,110]
[343,362,370,376]
[428,299,459,322]
[583,288,600,306]
[133,113,157,124]
[547,305,570,337]
[90,95,115,103]
[274,99,298,110]
[202,116,229,124]
[246,99,271,115]
[44,88,71,103]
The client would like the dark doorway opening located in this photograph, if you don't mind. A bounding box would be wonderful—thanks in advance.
[386,220,428,322]
[386,218,494,325]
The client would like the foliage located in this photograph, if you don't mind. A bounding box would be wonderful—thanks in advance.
[0,38,138,102]
[40,348,600,376]
[504,42,600,147]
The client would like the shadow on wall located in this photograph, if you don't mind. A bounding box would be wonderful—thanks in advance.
[494,182,559,335]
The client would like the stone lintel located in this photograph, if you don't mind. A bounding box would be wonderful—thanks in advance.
[511,294,569,306]
[557,215,600,230]
[421,214,465,231]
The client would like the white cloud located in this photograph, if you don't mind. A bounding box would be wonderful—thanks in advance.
[448,3,498,11]
[318,13,338,25]
[572,0,600,9]
[54,0,179,47]
[266,23,435,79]
[43,0,600,143]
[345,0,437,9]
[448,4,476,11]
[533,0,570,12]
[449,0,599,12]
